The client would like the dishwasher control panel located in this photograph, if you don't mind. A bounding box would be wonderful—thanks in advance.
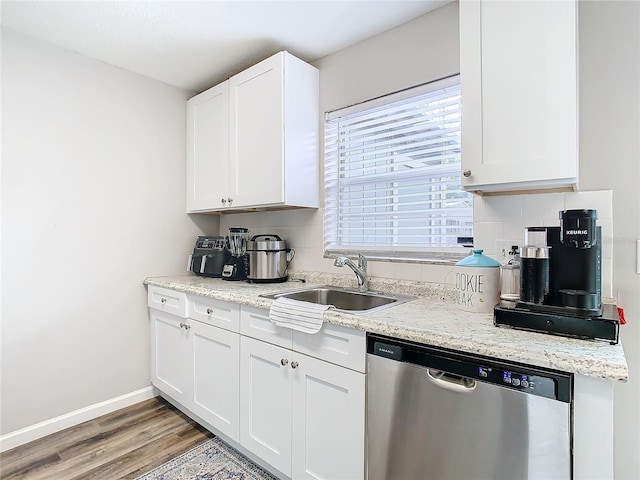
[476,366,557,399]
[369,334,571,403]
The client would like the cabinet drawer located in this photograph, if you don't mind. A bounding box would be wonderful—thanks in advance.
[148,286,187,317]
[188,295,240,333]
[240,305,292,349]
[293,323,366,373]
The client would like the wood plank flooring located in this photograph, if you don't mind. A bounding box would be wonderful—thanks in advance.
[0,397,214,480]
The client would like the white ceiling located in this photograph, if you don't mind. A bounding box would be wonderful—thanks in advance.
[1,0,451,93]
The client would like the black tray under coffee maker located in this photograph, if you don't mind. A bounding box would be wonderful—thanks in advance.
[494,209,620,344]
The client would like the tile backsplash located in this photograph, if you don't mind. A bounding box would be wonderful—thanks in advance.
[218,189,613,296]
[218,208,456,284]
[474,190,614,297]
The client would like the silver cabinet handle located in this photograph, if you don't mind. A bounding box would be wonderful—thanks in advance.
[463,169,472,178]
[206,308,213,315]
[281,358,289,366]
[221,198,227,205]
[227,198,233,205]
[291,361,299,369]
[179,322,191,330]
[160,298,167,304]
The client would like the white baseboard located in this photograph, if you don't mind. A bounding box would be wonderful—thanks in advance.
[0,386,157,453]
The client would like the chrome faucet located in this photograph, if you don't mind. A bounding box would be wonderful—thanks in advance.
[334,253,368,293]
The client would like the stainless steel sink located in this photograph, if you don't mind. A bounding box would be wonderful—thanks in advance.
[260,286,415,314]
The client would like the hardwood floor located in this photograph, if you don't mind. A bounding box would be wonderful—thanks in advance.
[0,397,214,480]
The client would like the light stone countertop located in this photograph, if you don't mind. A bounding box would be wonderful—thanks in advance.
[144,272,629,382]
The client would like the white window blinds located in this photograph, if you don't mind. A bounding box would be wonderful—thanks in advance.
[324,76,473,259]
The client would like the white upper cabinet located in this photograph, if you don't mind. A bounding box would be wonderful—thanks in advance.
[460,0,578,193]
[187,51,319,213]
[229,54,283,208]
[186,81,230,212]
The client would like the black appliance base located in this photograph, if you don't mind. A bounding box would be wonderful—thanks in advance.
[192,272,222,278]
[516,300,602,319]
[494,303,620,344]
[246,276,289,284]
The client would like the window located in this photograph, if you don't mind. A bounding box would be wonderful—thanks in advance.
[324,75,473,261]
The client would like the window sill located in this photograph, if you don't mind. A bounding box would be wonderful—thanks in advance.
[323,250,472,266]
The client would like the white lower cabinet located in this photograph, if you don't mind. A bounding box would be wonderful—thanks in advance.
[149,309,241,442]
[291,352,365,480]
[149,293,366,479]
[240,336,293,475]
[240,335,366,480]
[191,320,240,443]
[150,309,192,403]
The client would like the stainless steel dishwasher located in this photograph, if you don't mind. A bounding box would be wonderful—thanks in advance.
[367,334,572,480]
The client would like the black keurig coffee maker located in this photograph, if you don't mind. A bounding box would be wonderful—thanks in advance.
[494,209,620,343]
[522,209,601,315]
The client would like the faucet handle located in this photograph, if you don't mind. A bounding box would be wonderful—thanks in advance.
[333,256,346,267]
[357,253,367,271]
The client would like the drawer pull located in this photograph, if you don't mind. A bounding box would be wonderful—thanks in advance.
[160,298,167,304]
[280,358,289,366]
[291,361,299,369]
[206,308,213,315]
[179,322,191,330]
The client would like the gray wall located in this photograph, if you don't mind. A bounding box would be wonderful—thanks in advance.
[578,2,639,478]
[0,29,219,435]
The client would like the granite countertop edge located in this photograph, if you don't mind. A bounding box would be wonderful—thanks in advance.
[144,273,629,382]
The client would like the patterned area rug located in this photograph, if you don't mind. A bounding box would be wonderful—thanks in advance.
[135,437,277,480]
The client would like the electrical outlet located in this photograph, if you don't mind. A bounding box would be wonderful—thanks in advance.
[495,240,521,263]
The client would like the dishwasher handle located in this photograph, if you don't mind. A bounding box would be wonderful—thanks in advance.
[426,368,477,393]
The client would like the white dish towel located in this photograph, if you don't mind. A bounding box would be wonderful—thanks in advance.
[269,297,335,334]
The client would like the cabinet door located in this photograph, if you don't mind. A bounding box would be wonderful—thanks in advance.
[187,81,230,212]
[190,320,240,442]
[292,353,366,480]
[150,309,191,403]
[240,336,292,477]
[460,0,577,192]
[229,52,284,207]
